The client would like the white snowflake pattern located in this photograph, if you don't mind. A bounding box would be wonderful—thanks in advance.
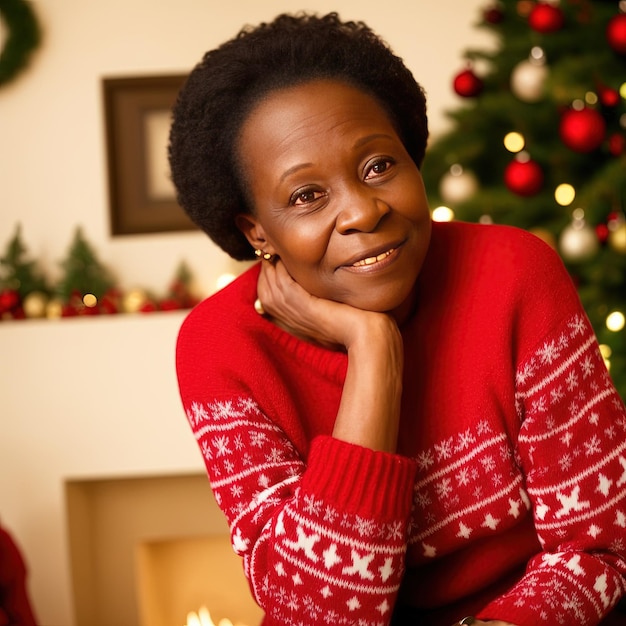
[580,356,595,379]
[213,434,232,457]
[249,431,268,447]
[188,401,208,425]
[268,447,284,463]
[481,455,496,473]
[201,440,212,460]
[385,521,404,541]
[456,429,476,451]
[559,454,572,471]
[516,360,536,386]
[435,477,453,499]
[584,435,602,456]
[414,490,431,508]
[568,315,586,336]
[538,340,560,365]
[416,449,435,470]
[435,437,454,460]
[353,516,377,537]
[211,399,243,420]
[566,370,579,391]
[550,386,565,405]
[323,505,339,524]
[303,494,322,517]
[456,467,471,486]
[476,420,492,436]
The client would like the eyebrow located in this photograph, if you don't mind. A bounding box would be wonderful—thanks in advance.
[277,133,395,183]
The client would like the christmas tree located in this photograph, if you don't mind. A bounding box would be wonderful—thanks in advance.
[421,0,626,400]
[56,227,116,314]
[0,224,50,318]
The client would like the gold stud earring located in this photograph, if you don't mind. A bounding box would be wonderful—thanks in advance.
[254,249,274,262]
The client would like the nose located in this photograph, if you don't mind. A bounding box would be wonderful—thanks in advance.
[335,191,390,234]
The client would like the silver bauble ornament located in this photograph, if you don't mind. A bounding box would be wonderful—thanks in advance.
[511,59,548,102]
[559,210,599,262]
[439,165,479,204]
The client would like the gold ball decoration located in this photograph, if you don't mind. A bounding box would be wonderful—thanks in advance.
[22,291,48,318]
[122,289,148,313]
[46,297,64,319]
[608,222,626,254]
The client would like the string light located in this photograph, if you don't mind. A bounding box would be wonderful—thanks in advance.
[554,183,575,206]
[504,132,525,152]
[606,311,625,332]
[432,206,455,222]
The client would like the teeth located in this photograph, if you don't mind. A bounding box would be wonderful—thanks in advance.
[352,249,394,267]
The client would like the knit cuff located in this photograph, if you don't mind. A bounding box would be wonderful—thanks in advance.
[301,435,417,520]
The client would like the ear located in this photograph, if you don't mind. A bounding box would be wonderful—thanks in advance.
[235,213,277,256]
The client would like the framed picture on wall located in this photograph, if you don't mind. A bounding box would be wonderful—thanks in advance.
[103,74,197,235]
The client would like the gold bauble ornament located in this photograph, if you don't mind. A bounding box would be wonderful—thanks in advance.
[46,297,64,319]
[608,223,626,254]
[23,291,48,318]
[122,289,148,313]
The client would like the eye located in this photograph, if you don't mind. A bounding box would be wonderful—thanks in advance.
[290,187,326,206]
[364,157,394,181]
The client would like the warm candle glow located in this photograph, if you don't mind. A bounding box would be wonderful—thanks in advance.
[185,607,244,626]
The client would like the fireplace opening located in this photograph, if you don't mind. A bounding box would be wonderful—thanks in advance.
[65,473,263,626]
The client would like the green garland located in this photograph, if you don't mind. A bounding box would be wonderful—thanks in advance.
[0,0,41,87]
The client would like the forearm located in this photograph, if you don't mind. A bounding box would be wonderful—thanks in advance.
[333,315,404,453]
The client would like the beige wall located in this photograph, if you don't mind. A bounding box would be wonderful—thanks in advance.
[0,1,492,624]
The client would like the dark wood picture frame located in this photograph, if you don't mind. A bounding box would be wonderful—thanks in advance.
[103,74,197,235]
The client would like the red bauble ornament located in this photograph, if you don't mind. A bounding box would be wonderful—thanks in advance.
[596,223,610,245]
[598,86,620,107]
[453,67,484,98]
[504,157,544,196]
[528,2,565,33]
[559,107,606,153]
[0,289,20,314]
[607,13,626,55]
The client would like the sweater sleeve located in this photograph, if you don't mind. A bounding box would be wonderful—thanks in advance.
[477,242,626,625]
[182,397,416,625]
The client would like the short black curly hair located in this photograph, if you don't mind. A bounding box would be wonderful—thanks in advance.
[168,12,429,260]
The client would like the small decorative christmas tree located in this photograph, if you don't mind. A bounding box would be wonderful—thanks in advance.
[0,224,49,318]
[421,0,626,399]
[56,227,116,315]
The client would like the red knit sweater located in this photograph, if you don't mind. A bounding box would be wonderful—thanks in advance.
[176,221,626,626]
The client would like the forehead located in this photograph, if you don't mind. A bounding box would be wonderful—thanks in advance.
[238,79,397,161]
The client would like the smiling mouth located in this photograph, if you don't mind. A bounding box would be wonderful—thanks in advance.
[351,248,395,267]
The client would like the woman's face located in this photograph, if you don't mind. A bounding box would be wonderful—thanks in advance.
[236,79,432,318]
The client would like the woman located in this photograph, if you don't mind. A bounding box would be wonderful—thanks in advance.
[169,12,626,626]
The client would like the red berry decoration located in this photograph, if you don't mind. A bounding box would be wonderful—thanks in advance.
[484,5,505,24]
[453,67,484,98]
[504,157,544,196]
[528,2,565,33]
[559,107,606,153]
[607,13,626,54]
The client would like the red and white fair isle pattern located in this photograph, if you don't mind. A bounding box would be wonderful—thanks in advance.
[185,314,626,624]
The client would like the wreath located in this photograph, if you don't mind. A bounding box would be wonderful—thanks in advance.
[0,0,41,87]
